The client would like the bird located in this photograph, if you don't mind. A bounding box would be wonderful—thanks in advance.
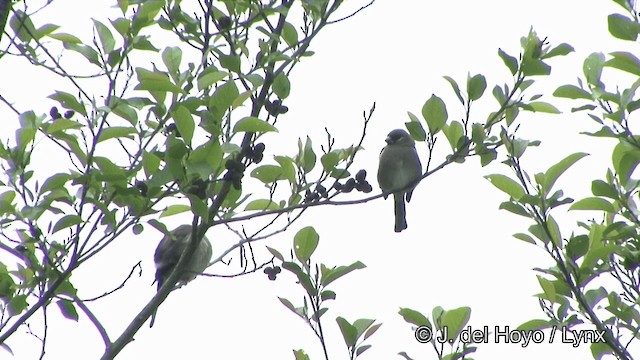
[150,224,213,327]
[377,129,423,232]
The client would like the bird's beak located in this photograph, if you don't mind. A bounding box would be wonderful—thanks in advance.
[385,136,393,145]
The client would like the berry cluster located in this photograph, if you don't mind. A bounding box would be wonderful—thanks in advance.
[241,142,265,164]
[264,99,288,117]
[49,107,74,120]
[223,158,246,190]
[216,16,231,31]
[185,178,207,199]
[263,265,281,281]
[304,169,372,202]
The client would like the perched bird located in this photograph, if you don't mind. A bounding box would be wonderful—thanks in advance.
[150,224,213,327]
[377,129,423,232]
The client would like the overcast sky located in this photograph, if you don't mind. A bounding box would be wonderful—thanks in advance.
[0,0,637,359]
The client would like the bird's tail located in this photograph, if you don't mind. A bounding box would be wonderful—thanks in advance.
[150,309,157,328]
[394,193,407,233]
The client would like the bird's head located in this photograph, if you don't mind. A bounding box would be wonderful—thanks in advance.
[385,129,415,147]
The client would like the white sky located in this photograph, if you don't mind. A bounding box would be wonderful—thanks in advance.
[1,0,638,359]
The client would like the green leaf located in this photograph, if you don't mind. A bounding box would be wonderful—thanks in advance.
[591,180,617,199]
[524,101,561,114]
[537,275,556,302]
[443,75,464,104]
[278,297,306,320]
[499,201,529,217]
[209,80,239,118]
[467,74,487,101]
[546,215,562,246]
[135,68,184,93]
[442,121,464,151]
[93,156,127,181]
[52,215,82,233]
[266,246,284,261]
[591,341,613,359]
[584,53,605,86]
[399,308,431,328]
[142,151,161,177]
[336,317,357,348]
[110,17,131,36]
[48,32,82,43]
[363,323,382,341]
[492,85,505,105]
[56,299,79,321]
[35,24,60,39]
[321,151,339,171]
[186,195,208,219]
[162,46,183,76]
[93,20,115,54]
[422,95,448,135]
[513,232,536,245]
[273,72,291,99]
[232,89,254,109]
[608,14,640,41]
[440,307,471,342]
[46,118,82,134]
[612,141,640,185]
[233,116,277,133]
[282,22,299,47]
[485,174,525,200]
[40,173,72,194]
[320,261,366,286]
[543,43,574,59]
[8,295,28,316]
[160,204,191,217]
[274,156,296,183]
[353,318,376,340]
[553,85,591,100]
[566,235,589,260]
[321,290,336,301]
[48,91,87,116]
[294,226,319,263]
[301,137,316,173]
[282,261,315,295]
[9,11,36,42]
[498,48,518,75]
[529,224,551,244]
[356,345,372,356]
[405,117,426,142]
[65,43,101,66]
[569,197,615,212]
[543,152,588,192]
[479,149,497,166]
[0,191,16,215]
[293,349,310,360]
[171,105,195,145]
[109,99,139,125]
[197,70,228,91]
[605,51,640,76]
[585,287,608,308]
[251,165,284,183]
[522,58,551,76]
[220,54,241,73]
[97,126,136,143]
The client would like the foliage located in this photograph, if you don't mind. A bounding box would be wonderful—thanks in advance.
[482,1,640,359]
[0,0,376,358]
[1,0,639,359]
